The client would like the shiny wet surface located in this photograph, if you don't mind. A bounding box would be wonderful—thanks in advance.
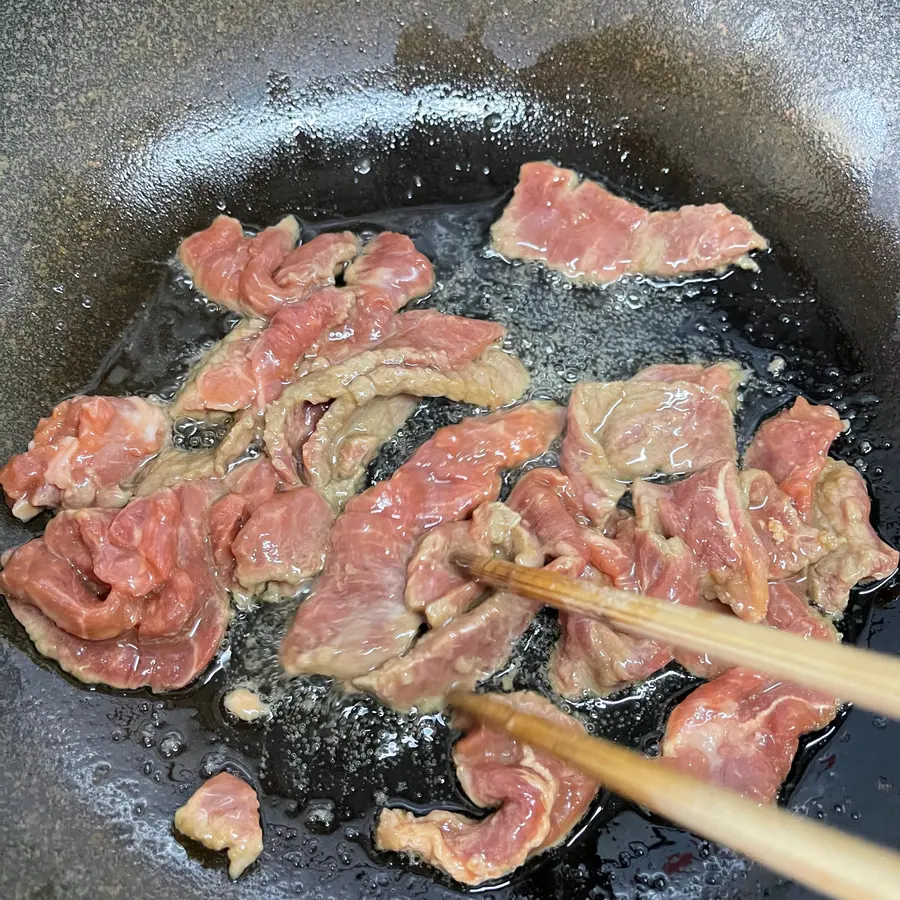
[2,194,899,899]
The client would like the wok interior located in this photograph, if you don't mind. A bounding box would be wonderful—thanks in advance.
[2,3,900,898]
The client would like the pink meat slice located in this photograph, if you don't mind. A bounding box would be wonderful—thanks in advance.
[343,231,435,304]
[175,287,354,415]
[279,402,565,680]
[744,397,843,520]
[174,772,263,879]
[3,482,229,691]
[404,501,542,627]
[177,215,300,315]
[560,363,739,524]
[357,506,547,711]
[634,460,770,622]
[808,459,899,615]
[662,581,838,803]
[491,161,767,285]
[0,396,169,521]
[231,486,335,593]
[375,691,598,886]
[740,468,830,578]
[243,230,360,317]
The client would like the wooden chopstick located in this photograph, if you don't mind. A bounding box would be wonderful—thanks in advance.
[449,690,900,900]
[457,555,900,721]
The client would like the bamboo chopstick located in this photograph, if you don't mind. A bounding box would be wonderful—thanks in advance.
[457,555,900,721]
[448,690,900,900]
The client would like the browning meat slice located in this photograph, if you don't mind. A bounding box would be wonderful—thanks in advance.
[491,161,766,285]
[266,343,529,487]
[172,287,354,417]
[279,402,565,681]
[808,459,898,614]
[0,396,169,520]
[633,460,769,622]
[375,691,598,885]
[174,773,263,879]
[405,501,542,628]
[740,468,831,578]
[2,482,229,691]
[177,215,300,315]
[662,581,838,803]
[744,396,843,520]
[560,363,739,524]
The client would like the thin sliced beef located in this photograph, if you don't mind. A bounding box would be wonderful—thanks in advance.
[634,460,769,622]
[355,506,547,711]
[280,402,565,680]
[303,394,418,510]
[244,230,360,317]
[561,364,739,524]
[744,397,843,520]
[2,482,229,691]
[740,468,830,578]
[266,344,529,485]
[231,486,335,594]
[343,231,435,305]
[808,459,898,615]
[405,501,542,628]
[375,691,598,885]
[662,581,838,803]
[551,528,700,695]
[631,360,745,407]
[174,773,263,879]
[135,447,218,497]
[491,161,766,285]
[177,215,300,315]
[0,396,169,521]
[173,287,354,417]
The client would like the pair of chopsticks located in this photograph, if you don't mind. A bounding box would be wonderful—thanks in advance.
[449,556,900,900]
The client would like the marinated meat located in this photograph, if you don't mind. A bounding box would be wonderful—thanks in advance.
[280,402,565,681]
[244,230,360,317]
[177,215,300,315]
[223,687,271,722]
[740,468,830,578]
[744,397,843,520]
[405,501,542,628]
[173,287,354,417]
[808,459,899,615]
[491,162,766,285]
[343,231,435,305]
[634,460,769,622]
[375,691,598,885]
[662,582,838,803]
[631,361,745,405]
[560,364,738,524]
[2,482,229,691]
[231,486,335,594]
[174,772,263,879]
[0,396,169,520]
[266,345,530,485]
[135,447,218,497]
[303,395,418,510]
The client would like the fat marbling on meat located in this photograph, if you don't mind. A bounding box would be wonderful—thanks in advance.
[560,361,742,524]
[174,772,263,878]
[491,161,767,285]
[375,691,598,885]
[0,395,169,521]
[279,402,565,681]
[662,581,838,803]
[1,482,230,691]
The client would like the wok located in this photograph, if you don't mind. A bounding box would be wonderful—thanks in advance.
[2,1,899,898]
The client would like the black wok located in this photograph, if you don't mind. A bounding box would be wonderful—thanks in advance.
[2,2,900,898]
